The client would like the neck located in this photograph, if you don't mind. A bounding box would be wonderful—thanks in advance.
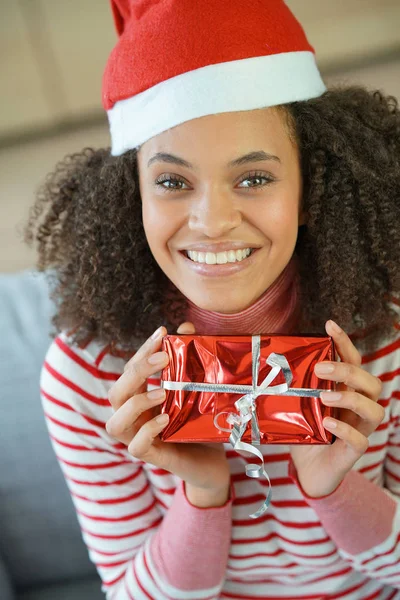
[186,258,300,335]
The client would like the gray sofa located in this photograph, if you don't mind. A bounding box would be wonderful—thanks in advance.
[0,271,104,599]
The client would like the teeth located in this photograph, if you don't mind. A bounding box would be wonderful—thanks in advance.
[227,250,236,263]
[205,252,216,265]
[187,248,252,264]
[216,252,227,264]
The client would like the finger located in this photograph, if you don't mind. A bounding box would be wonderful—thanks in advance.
[177,321,196,334]
[124,325,167,371]
[128,413,170,464]
[106,388,166,439]
[315,360,382,400]
[325,320,362,367]
[109,346,169,411]
[323,416,370,462]
[321,390,386,434]
[109,351,169,409]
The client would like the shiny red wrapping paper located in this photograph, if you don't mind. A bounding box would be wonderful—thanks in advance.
[160,334,338,444]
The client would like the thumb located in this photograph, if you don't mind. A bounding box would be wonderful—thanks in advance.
[177,321,196,335]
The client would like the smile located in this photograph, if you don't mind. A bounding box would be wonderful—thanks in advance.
[185,248,254,264]
[179,246,260,278]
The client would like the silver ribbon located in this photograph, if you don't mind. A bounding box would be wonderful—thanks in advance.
[162,335,327,519]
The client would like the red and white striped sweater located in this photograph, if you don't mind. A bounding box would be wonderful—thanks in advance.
[40,323,400,600]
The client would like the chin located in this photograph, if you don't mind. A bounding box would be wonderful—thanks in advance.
[188,291,256,314]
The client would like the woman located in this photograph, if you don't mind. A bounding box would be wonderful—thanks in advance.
[25,1,400,598]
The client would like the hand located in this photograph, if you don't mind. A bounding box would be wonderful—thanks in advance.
[106,322,231,507]
[290,320,385,498]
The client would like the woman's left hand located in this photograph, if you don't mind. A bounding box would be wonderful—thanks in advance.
[290,320,385,498]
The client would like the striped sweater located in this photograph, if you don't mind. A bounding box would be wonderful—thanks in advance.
[40,327,400,600]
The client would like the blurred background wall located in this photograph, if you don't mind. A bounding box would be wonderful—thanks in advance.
[1,0,399,273]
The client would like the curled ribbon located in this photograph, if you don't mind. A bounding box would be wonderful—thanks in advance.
[162,335,327,519]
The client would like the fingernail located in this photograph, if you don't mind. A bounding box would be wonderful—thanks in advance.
[328,320,342,334]
[324,417,337,429]
[148,388,165,401]
[321,391,342,402]
[148,351,168,365]
[151,326,164,340]
[156,413,169,425]
[315,363,335,374]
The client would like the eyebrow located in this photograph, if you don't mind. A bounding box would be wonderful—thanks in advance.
[147,150,281,169]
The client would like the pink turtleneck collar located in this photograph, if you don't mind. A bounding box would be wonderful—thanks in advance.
[186,257,300,335]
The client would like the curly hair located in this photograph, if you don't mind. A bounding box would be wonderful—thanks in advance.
[24,85,400,353]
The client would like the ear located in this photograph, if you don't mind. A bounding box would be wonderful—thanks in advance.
[299,210,308,227]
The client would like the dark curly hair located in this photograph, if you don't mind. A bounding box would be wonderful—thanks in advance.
[24,85,400,353]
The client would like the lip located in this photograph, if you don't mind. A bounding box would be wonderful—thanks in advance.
[178,247,261,277]
[181,242,261,253]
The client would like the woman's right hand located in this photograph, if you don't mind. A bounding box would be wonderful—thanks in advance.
[106,323,231,507]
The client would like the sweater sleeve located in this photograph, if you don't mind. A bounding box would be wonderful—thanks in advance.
[288,402,400,589]
[40,335,232,600]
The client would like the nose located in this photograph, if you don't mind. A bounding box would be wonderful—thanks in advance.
[188,188,242,237]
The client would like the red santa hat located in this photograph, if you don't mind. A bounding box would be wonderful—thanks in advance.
[103,0,326,156]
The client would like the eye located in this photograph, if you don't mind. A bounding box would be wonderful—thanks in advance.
[154,174,190,193]
[237,171,275,191]
[154,171,275,194]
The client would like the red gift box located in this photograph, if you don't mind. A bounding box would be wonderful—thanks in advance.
[160,334,338,445]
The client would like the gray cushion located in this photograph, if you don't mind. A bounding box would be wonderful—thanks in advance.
[17,576,103,600]
[0,271,100,590]
[0,555,15,600]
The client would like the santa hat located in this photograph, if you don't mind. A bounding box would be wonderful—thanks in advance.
[103,0,326,156]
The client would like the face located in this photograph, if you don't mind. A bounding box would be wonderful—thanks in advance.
[137,107,304,313]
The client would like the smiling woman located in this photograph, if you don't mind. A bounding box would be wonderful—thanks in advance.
[23,1,400,598]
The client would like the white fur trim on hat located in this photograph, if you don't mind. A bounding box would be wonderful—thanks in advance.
[108,51,326,156]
